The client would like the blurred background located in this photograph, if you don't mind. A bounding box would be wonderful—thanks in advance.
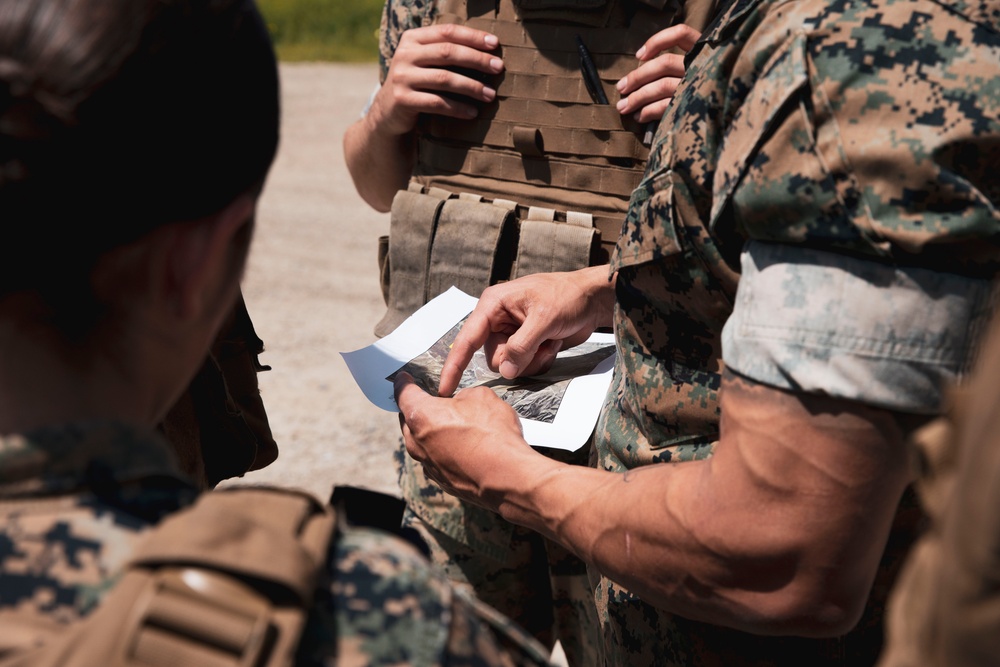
[229,1,401,499]
[259,0,384,61]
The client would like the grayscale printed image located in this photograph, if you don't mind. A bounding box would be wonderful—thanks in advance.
[388,317,614,424]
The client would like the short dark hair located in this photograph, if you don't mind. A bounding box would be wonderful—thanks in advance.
[0,0,280,299]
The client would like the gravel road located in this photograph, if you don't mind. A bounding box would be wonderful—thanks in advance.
[229,63,401,500]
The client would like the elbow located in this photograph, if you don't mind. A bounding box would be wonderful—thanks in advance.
[749,579,868,638]
[369,197,392,213]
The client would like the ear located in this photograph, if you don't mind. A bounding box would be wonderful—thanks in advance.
[165,194,255,321]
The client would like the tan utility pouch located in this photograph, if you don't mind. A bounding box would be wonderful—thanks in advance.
[376,185,515,337]
[0,488,335,667]
[377,184,601,336]
[512,207,597,279]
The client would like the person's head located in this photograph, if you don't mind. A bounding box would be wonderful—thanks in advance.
[0,0,280,425]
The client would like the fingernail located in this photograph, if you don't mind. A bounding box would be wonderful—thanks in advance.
[616,98,627,112]
[500,360,519,378]
[489,58,503,72]
[615,78,626,92]
[485,34,499,48]
[633,112,642,122]
[463,106,478,118]
[636,45,646,59]
[482,86,496,101]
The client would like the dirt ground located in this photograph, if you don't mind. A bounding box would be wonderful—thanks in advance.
[229,63,402,499]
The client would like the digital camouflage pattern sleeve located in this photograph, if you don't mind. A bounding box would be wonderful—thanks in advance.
[379,0,436,83]
[298,524,554,666]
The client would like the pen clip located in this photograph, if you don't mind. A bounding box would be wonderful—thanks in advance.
[576,35,609,105]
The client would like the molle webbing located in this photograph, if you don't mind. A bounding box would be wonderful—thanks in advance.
[417,140,641,199]
[424,117,648,161]
[412,0,683,221]
[376,183,602,336]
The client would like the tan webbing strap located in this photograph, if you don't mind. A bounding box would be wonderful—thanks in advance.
[485,98,633,132]
[500,72,598,105]
[375,189,445,337]
[497,45,635,79]
[594,212,625,248]
[566,211,594,228]
[427,117,647,160]
[418,139,645,198]
[512,218,597,278]
[0,489,335,667]
[527,206,556,222]
[462,16,649,53]
[129,489,333,602]
[427,197,513,300]
[499,0,617,27]
[426,186,454,200]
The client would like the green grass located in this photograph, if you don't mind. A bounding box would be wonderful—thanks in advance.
[257,0,383,62]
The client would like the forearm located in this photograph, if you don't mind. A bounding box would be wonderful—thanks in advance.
[491,375,912,636]
[343,111,415,212]
[496,451,803,634]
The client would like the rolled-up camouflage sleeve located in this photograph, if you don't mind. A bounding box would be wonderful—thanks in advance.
[718,0,1000,413]
[722,241,994,413]
[379,0,436,83]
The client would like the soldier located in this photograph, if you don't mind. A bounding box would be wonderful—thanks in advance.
[393,0,1000,664]
[0,0,553,664]
[343,1,717,662]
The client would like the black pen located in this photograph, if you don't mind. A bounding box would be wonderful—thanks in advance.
[576,35,608,105]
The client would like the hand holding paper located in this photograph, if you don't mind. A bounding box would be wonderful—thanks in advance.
[341,280,616,452]
[439,266,617,396]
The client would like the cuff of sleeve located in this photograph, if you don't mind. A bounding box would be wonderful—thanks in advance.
[722,241,995,414]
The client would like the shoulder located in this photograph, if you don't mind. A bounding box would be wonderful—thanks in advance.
[0,494,153,625]
[379,0,437,82]
[300,524,552,666]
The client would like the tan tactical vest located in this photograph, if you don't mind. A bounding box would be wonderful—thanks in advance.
[377,0,717,335]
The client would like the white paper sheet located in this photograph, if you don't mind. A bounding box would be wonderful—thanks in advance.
[341,287,616,451]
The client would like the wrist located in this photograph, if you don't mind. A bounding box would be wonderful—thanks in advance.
[366,89,414,140]
[572,265,616,328]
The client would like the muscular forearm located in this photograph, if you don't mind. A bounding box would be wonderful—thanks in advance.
[343,110,415,212]
[491,374,912,636]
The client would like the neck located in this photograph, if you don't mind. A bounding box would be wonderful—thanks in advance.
[0,298,163,434]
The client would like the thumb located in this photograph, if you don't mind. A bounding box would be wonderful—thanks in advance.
[497,316,554,379]
[394,372,429,415]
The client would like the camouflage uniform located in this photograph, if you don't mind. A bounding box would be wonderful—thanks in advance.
[378,1,718,663]
[0,422,553,666]
[599,0,1000,663]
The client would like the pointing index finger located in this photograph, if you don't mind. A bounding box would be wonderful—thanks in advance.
[439,308,492,397]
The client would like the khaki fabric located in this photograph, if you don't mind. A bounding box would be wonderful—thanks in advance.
[375,190,447,337]
[0,488,334,667]
[880,308,1000,667]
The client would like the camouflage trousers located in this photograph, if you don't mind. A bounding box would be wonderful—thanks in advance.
[397,442,601,666]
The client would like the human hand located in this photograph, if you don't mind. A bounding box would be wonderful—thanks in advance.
[614,24,701,123]
[438,266,616,397]
[369,24,504,137]
[395,372,538,510]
